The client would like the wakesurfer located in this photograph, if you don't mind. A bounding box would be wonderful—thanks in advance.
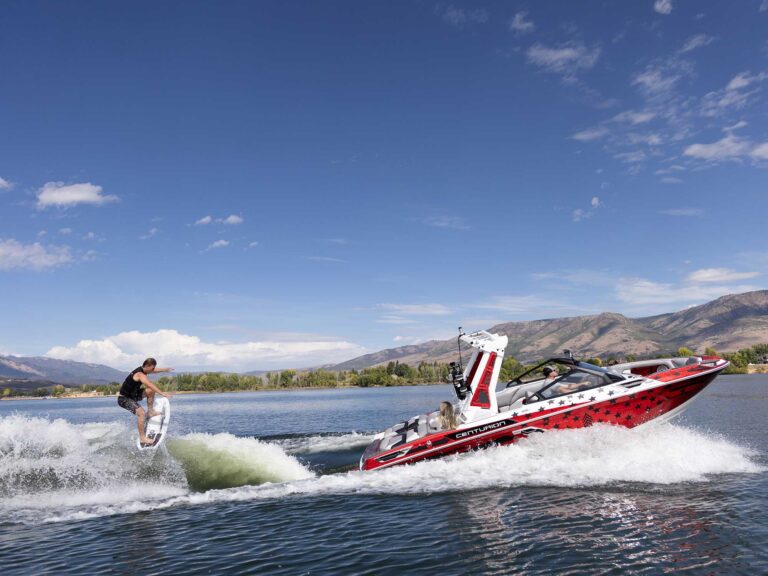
[117,358,173,446]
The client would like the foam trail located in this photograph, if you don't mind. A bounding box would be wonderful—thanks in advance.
[0,415,314,525]
[36,423,763,523]
[167,433,313,491]
[274,432,376,455]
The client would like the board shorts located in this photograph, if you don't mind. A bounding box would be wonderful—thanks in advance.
[118,393,144,414]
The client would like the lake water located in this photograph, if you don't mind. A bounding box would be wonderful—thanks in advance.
[1,376,766,574]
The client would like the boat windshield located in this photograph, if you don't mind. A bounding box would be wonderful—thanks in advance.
[537,366,614,400]
[503,359,624,395]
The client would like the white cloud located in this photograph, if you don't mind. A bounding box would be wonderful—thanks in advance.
[308,256,344,263]
[684,121,768,163]
[612,110,656,124]
[393,335,427,344]
[632,68,680,96]
[686,268,760,283]
[683,133,751,161]
[59,228,72,235]
[659,208,703,216]
[727,71,766,91]
[680,34,715,53]
[377,315,418,325]
[751,143,768,160]
[424,215,470,229]
[378,303,452,316]
[614,150,646,163]
[82,249,99,262]
[653,0,673,15]
[509,11,534,34]
[473,295,578,316]
[140,228,159,240]
[0,238,72,270]
[527,42,601,80]
[36,182,117,209]
[655,165,686,175]
[207,239,229,250]
[572,196,603,222]
[248,241,260,248]
[701,71,767,116]
[222,214,244,225]
[439,5,488,27]
[761,0,768,12]
[0,176,13,190]
[572,126,609,142]
[44,328,366,371]
[616,277,757,307]
[195,214,244,225]
[628,133,663,146]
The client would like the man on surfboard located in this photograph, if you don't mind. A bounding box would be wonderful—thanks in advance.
[117,358,174,446]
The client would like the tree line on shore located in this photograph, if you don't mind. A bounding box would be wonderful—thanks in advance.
[3,343,767,398]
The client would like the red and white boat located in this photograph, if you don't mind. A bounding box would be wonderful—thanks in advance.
[360,329,729,471]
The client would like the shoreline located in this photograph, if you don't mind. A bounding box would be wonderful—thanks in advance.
[0,383,441,401]
[3,371,765,402]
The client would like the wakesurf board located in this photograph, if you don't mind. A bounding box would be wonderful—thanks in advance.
[137,396,171,450]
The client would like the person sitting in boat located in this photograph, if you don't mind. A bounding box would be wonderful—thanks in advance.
[438,401,459,430]
[541,365,586,396]
[542,366,559,383]
[547,372,591,396]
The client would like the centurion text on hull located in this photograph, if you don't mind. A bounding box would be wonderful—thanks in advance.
[360,330,729,471]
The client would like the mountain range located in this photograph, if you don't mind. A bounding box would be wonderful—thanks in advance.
[2,290,768,385]
[331,290,768,370]
[0,355,124,385]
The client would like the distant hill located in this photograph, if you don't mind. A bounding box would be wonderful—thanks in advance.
[4,291,768,383]
[0,377,59,393]
[0,355,125,385]
[332,290,768,370]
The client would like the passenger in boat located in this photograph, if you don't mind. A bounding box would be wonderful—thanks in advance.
[438,401,459,430]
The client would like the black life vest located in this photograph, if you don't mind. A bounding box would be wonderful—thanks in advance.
[119,367,145,400]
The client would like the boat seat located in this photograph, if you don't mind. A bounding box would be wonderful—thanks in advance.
[496,382,540,411]
[671,356,703,368]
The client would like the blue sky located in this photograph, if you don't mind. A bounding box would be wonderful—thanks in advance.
[2,0,768,370]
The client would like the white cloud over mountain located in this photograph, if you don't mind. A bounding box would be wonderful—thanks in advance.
[45,328,366,371]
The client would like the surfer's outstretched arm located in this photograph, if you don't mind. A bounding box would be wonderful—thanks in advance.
[136,372,173,399]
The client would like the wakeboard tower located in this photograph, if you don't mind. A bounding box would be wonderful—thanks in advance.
[137,396,171,451]
[360,328,729,470]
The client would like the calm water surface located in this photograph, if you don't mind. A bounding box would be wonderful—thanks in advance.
[0,376,766,575]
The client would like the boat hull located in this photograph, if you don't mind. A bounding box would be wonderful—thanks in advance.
[360,365,723,471]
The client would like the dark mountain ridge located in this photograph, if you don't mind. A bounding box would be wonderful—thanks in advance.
[332,290,768,370]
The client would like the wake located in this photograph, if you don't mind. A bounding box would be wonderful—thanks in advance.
[0,414,762,525]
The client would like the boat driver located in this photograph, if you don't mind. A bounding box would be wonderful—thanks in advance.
[542,366,589,396]
[542,366,559,384]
